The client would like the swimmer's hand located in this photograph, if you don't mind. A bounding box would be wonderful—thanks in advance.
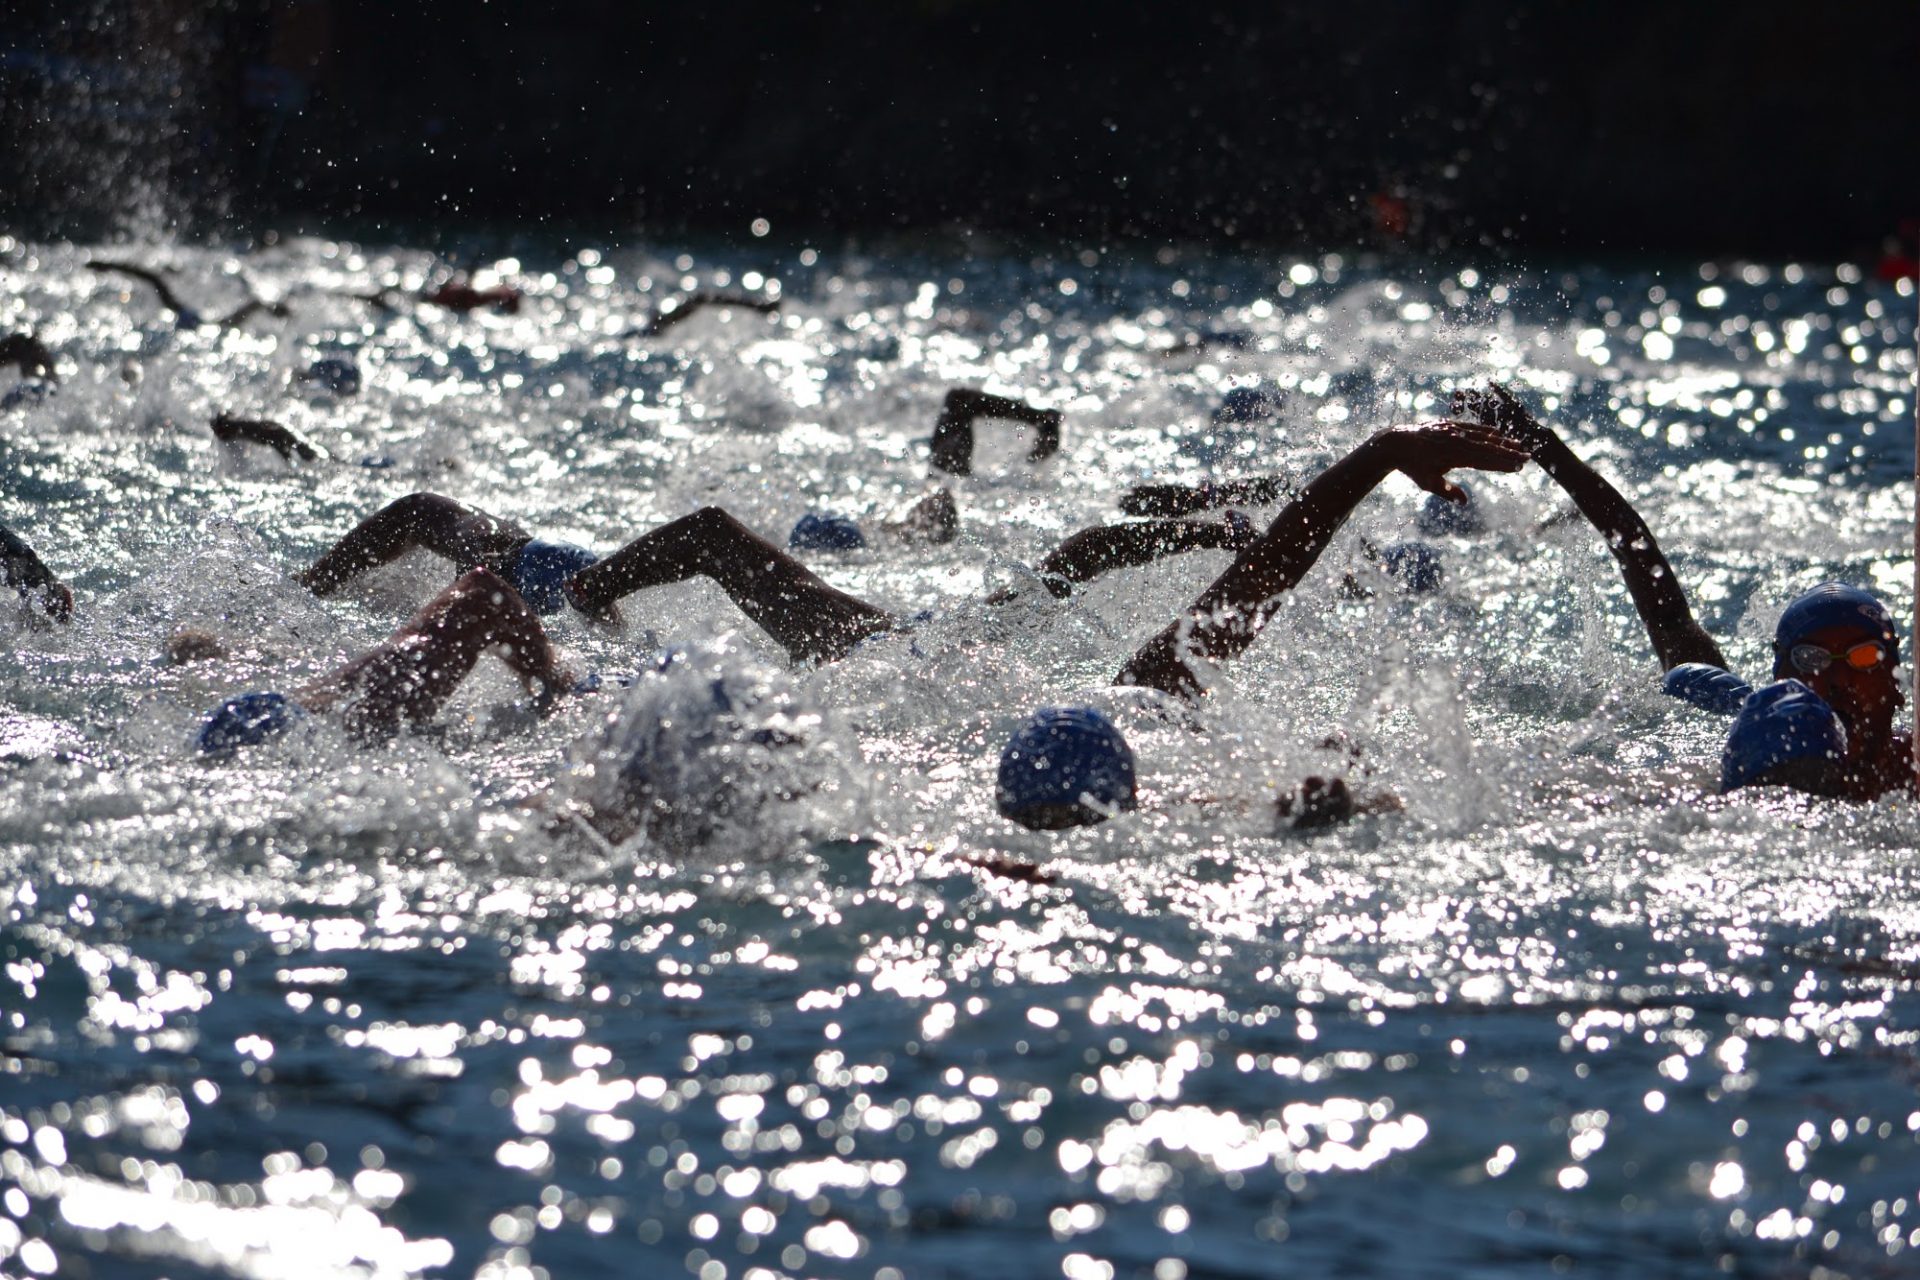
[1451,384,1554,458]
[44,581,73,623]
[1370,421,1529,504]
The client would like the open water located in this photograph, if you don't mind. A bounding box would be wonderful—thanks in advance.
[1,235,1917,1278]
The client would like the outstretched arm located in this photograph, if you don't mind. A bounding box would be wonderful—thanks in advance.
[298,493,531,596]
[211,413,322,463]
[563,506,894,663]
[1456,384,1725,673]
[1119,476,1291,518]
[929,389,1063,476]
[87,262,285,329]
[640,292,780,337]
[1,524,73,621]
[1116,423,1527,696]
[1034,514,1258,597]
[87,261,194,320]
[299,567,572,740]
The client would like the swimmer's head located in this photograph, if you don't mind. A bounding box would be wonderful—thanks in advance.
[1381,541,1443,594]
[996,707,1138,831]
[1770,582,1902,759]
[197,691,304,756]
[1771,583,1899,678]
[1720,679,1847,793]
[789,513,867,552]
[513,539,600,615]
[1416,483,1485,536]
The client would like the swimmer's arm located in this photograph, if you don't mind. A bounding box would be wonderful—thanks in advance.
[1119,476,1292,518]
[86,261,194,320]
[210,413,322,462]
[1036,515,1258,593]
[929,389,1063,475]
[298,494,528,596]
[0,525,72,621]
[1117,422,1526,696]
[640,292,780,337]
[1459,385,1726,672]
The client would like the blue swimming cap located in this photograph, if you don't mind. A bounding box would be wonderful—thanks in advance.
[513,538,599,615]
[1416,483,1485,536]
[1661,663,1754,715]
[301,357,361,395]
[788,513,867,552]
[197,692,304,755]
[1720,679,1847,792]
[1772,583,1899,675]
[1212,385,1284,425]
[996,707,1138,830]
[1382,541,1443,593]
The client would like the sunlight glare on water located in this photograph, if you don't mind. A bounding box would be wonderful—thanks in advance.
[2,237,1919,1278]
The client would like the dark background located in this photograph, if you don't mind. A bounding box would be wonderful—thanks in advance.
[2,0,1916,257]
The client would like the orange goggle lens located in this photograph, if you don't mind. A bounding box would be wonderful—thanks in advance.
[1788,641,1887,675]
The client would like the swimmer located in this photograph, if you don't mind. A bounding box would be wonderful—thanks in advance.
[210,412,323,463]
[1458,384,1911,800]
[2,523,73,621]
[0,333,55,381]
[929,389,1063,476]
[86,261,290,329]
[194,567,572,752]
[351,276,522,315]
[639,291,780,337]
[0,333,57,409]
[1115,421,1531,697]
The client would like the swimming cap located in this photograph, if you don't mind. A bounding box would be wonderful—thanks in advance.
[1720,679,1847,793]
[996,707,1138,830]
[1661,663,1753,715]
[301,357,361,395]
[513,538,600,615]
[1382,541,1443,593]
[1772,583,1899,674]
[788,513,867,552]
[1212,385,1284,425]
[197,691,304,755]
[1416,483,1485,536]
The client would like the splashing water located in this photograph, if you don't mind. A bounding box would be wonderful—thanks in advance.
[2,237,1918,1278]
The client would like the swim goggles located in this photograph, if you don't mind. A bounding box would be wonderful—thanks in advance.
[1787,640,1889,675]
